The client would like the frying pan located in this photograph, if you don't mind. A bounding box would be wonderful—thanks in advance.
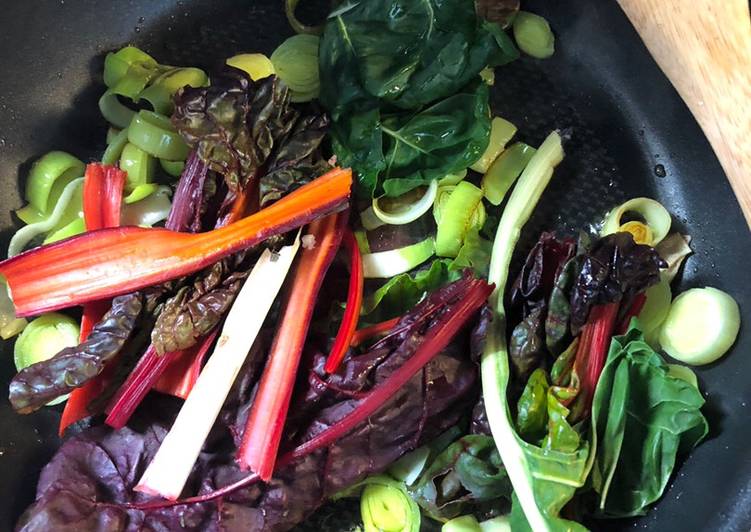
[0,1,749,530]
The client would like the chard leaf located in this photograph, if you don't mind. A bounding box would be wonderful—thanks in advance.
[516,368,549,444]
[545,256,581,356]
[508,305,546,385]
[9,294,145,414]
[362,259,453,322]
[411,435,511,521]
[591,324,708,517]
[450,228,493,278]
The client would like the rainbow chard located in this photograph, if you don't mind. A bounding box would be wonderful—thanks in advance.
[0,167,351,317]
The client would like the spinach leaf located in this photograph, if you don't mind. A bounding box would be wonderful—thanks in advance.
[319,0,510,196]
[319,0,510,115]
[411,435,511,521]
[590,324,708,517]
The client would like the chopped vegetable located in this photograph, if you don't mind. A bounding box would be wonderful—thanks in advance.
[82,164,126,230]
[659,287,741,365]
[443,515,481,532]
[225,53,275,80]
[0,166,351,316]
[14,313,79,374]
[470,117,517,173]
[351,317,402,347]
[119,143,156,192]
[482,142,536,205]
[356,476,420,532]
[103,46,158,88]
[152,330,218,399]
[372,180,439,226]
[17,151,85,223]
[8,178,84,257]
[9,293,144,414]
[637,277,672,338]
[285,0,324,35]
[139,67,208,115]
[362,237,436,278]
[120,186,172,227]
[602,197,672,246]
[512,11,555,59]
[435,181,485,257]
[270,34,321,102]
[136,238,301,500]
[439,169,468,187]
[101,127,129,166]
[591,324,708,516]
[159,158,184,177]
[237,213,346,480]
[0,279,27,339]
[127,110,189,161]
[98,90,136,129]
[655,232,692,283]
[324,230,364,373]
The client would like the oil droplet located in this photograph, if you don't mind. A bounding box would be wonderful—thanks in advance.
[134,26,141,33]
[0,138,6,148]
[56,72,63,79]
[138,16,145,23]
[654,164,666,177]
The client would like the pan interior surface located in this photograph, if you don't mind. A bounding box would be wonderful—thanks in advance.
[0,1,748,530]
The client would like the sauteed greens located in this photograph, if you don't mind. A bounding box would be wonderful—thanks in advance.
[1,1,740,531]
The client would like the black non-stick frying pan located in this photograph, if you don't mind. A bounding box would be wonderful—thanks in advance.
[0,1,749,530]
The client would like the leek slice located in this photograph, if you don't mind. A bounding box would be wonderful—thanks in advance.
[356,476,420,532]
[140,67,208,114]
[14,312,80,406]
[470,117,517,174]
[481,142,536,206]
[135,237,301,500]
[434,182,485,258]
[360,206,386,231]
[8,178,84,257]
[659,287,740,366]
[371,180,438,226]
[602,197,671,246]
[513,12,555,59]
[19,151,84,218]
[127,110,189,161]
[119,142,156,192]
[99,89,136,129]
[43,218,86,245]
[362,237,435,278]
[270,34,320,102]
[443,515,481,532]
[438,169,468,186]
[102,127,130,166]
[103,46,158,88]
[285,0,324,35]
[226,53,275,80]
[121,186,172,227]
[0,279,27,340]
[159,158,185,177]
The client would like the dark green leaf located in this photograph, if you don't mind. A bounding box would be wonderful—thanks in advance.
[380,85,491,196]
[411,435,511,520]
[9,294,144,413]
[516,368,549,444]
[319,0,506,115]
[591,324,709,517]
[362,259,453,323]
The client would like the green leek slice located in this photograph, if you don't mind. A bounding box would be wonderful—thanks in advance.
[434,181,485,257]
[127,110,189,160]
[481,142,536,206]
[20,151,84,217]
[513,12,555,59]
[602,197,671,246]
[362,237,435,278]
[159,158,185,177]
[119,142,156,192]
[270,34,320,102]
[226,53,275,80]
[470,117,517,173]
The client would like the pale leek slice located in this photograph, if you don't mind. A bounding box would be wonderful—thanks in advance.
[362,237,435,279]
[8,178,84,257]
[371,180,438,226]
[602,197,671,246]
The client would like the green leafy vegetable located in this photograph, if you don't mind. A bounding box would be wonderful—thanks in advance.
[450,228,492,278]
[591,324,708,517]
[516,368,549,443]
[362,259,453,322]
[411,435,511,521]
[319,0,514,196]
